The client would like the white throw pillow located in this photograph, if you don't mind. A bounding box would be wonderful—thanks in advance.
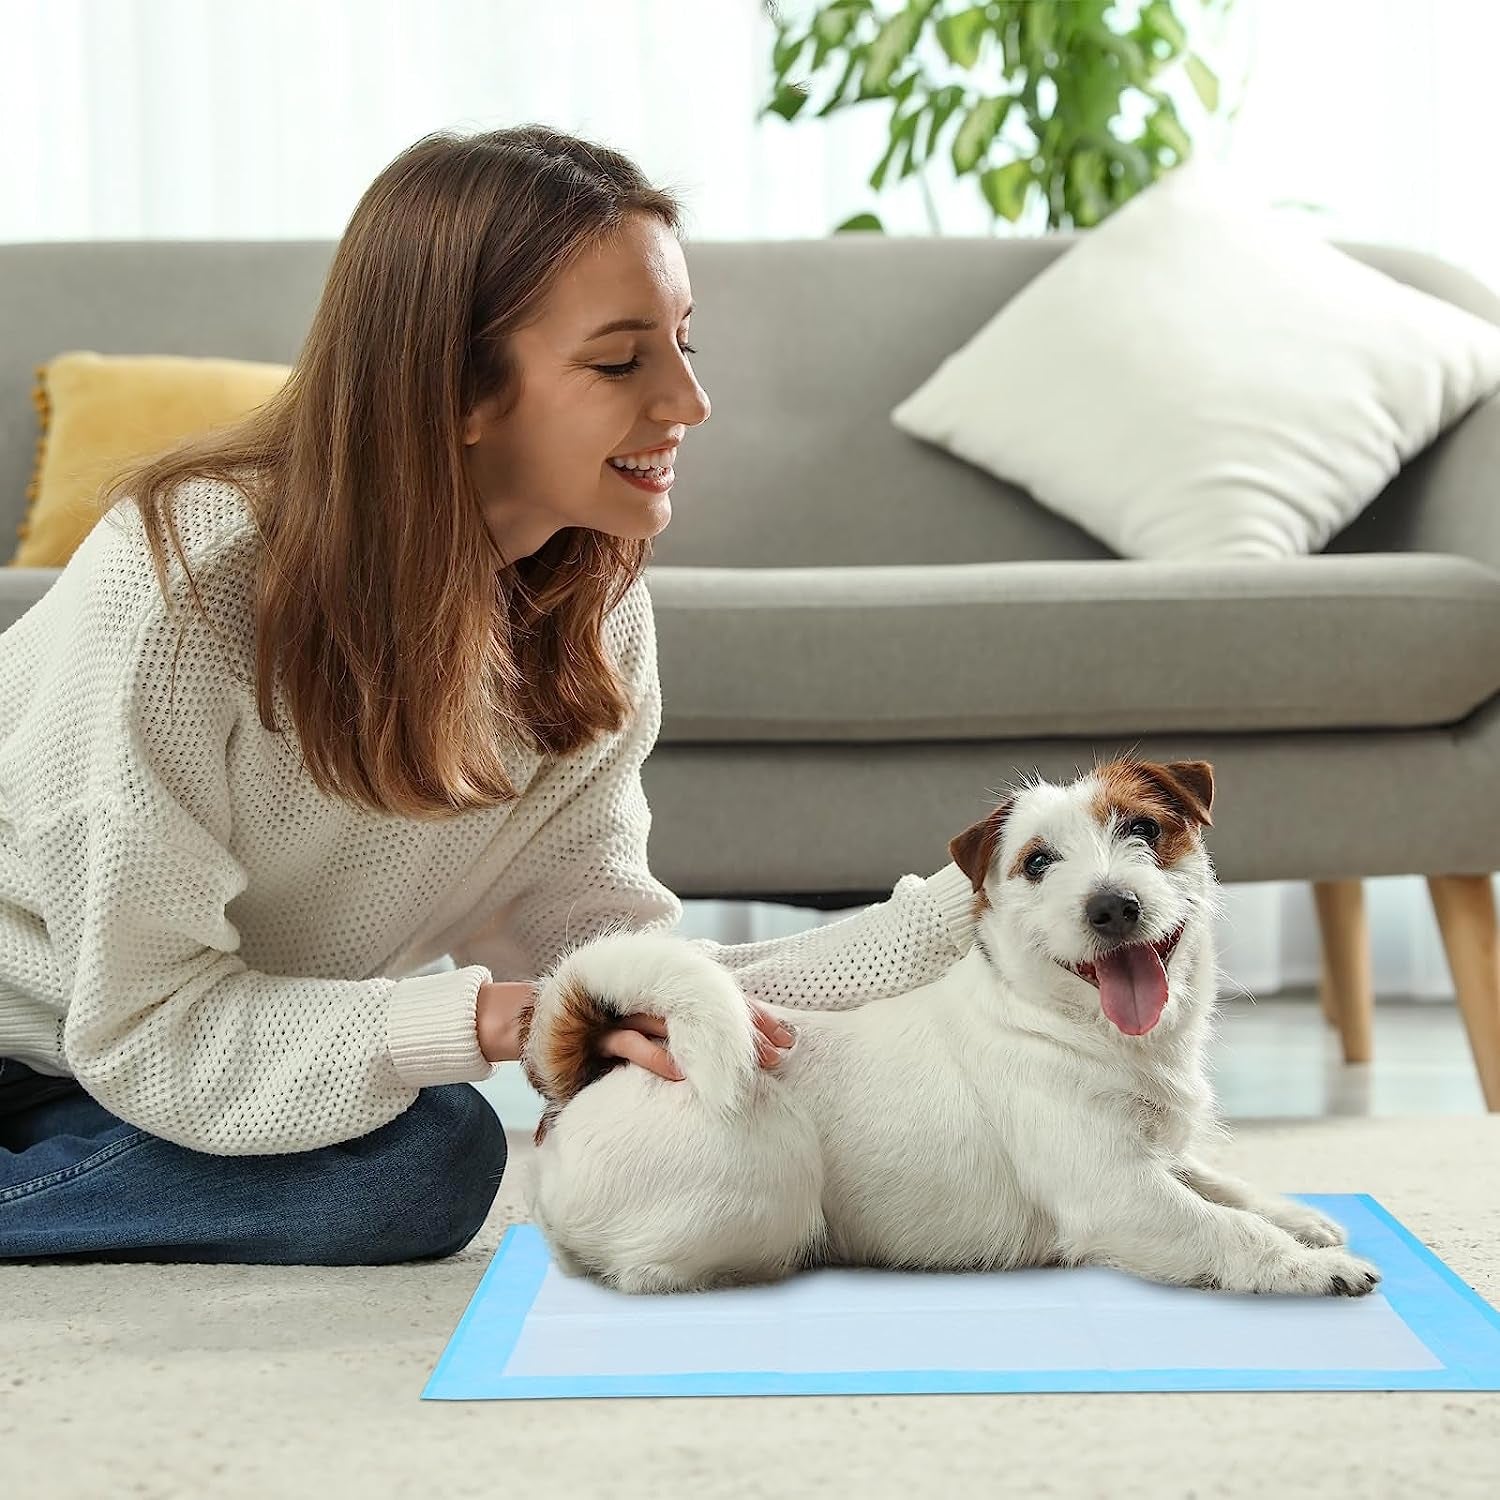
[890,161,1500,559]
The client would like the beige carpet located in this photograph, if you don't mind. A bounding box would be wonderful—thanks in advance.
[5,1114,1499,1500]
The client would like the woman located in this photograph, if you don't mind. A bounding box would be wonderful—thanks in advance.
[0,126,976,1266]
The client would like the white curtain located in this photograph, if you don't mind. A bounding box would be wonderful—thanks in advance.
[4,0,1494,1000]
[2,0,891,243]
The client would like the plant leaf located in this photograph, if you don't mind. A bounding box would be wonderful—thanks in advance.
[773,31,807,76]
[870,108,921,191]
[1100,136,1151,186]
[980,158,1034,222]
[1065,146,1111,227]
[811,0,872,66]
[1086,25,1149,89]
[1019,0,1057,58]
[1138,0,1187,55]
[814,4,864,50]
[951,96,1012,174]
[766,82,811,121]
[861,1,931,95]
[815,48,865,118]
[1149,102,1193,157]
[935,6,988,68]
[1183,53,1219,111]
[920,84,967,162]
[835,211,886,233]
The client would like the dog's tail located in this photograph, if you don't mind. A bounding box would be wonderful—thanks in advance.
[520,931,758,1120]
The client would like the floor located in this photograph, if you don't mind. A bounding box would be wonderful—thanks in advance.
[9,975,1495,1499]
[8,1112,1497,1500]
[1213,991,1486,1118]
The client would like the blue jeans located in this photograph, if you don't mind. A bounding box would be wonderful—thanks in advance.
[0,1058,508,1265]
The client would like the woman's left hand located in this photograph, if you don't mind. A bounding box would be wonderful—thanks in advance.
[596,1001,796,1082]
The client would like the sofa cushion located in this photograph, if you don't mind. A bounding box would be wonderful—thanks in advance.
[889,162,1500,561]
[648,554,1500,743]
[12,351,289,567]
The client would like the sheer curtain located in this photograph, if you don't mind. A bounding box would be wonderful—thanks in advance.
[4,0,1494,998]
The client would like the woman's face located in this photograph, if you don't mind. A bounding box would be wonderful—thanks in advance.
[465,213,712,562]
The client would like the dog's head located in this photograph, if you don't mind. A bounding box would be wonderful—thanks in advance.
[948,759,1218,1039]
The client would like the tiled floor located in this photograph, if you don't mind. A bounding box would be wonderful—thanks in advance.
[479,990,1489,1132]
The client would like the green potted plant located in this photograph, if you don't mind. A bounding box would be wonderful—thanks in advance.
[763,0,1236,233]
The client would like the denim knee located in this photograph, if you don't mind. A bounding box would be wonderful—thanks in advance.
[313,1084,508,1266]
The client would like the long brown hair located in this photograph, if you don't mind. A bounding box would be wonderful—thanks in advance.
[105,125,683,818]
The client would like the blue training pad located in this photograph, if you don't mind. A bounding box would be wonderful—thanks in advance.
[423,1195,1500,1400]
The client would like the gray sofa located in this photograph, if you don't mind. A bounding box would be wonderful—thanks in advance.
[4,237,1500,1104]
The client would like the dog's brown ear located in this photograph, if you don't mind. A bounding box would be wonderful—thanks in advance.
[1139,760,1214,829]
[949,799,1014,892]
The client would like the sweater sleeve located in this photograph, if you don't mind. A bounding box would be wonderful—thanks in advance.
[449,578,978,1010]
[689,861,977,1012]
[25,569,493,1157]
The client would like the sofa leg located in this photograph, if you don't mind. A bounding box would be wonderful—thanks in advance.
[1312,880,1374,1064]
[1426,875,1500,1112]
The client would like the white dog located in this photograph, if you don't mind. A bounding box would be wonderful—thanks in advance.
[520,758,1381,1300]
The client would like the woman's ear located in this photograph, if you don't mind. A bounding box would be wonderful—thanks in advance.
[463,392,504,447]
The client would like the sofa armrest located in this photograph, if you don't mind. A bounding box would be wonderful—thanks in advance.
[1383,393,1500,571]
[0,566,61,635]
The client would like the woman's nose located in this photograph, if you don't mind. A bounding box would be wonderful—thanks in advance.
[650,369,711,428]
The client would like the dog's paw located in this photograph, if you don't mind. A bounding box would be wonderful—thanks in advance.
[1267,1202,1349,1249]
[1305,1247,1382,1297]
[1245,1246,1382,1298]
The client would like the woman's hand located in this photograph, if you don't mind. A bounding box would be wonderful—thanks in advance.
[598,1002,796,1082]
[477,980,796,1081]
[476,980,538,1064]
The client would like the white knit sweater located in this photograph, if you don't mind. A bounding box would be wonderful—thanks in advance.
[0,478,977,1156]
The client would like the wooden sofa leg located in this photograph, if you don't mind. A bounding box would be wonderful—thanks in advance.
[1312,880,1374,1064]
[1426,875,1500,1112]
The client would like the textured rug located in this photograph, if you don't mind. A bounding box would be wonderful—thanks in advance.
[5,1114,1498,1500]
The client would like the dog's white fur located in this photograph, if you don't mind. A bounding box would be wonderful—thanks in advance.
[522,762,1381,1299]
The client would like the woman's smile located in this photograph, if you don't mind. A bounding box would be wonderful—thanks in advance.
[607,463,674,493]
[606,441,678,493]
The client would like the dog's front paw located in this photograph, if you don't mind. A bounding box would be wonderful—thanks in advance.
[1267,1202,1349,1249]
[1248,1246,1381,1298]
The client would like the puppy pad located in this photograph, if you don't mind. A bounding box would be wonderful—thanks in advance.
[422,1195,1500,1399]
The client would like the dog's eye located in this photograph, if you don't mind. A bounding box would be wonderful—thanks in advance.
[1023,850,1053,880]
[1127,817,1161,844]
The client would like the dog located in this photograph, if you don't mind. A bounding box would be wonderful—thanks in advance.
[519,757,1381,1300]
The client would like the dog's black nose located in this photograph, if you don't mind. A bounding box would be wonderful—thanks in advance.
[1086,888,1141,939]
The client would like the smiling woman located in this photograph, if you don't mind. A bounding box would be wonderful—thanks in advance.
[0,125,977,1269]
[107,127,706,817]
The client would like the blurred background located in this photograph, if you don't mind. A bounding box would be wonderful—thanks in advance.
[6,0,1496,1119]
[5,0,1495,284]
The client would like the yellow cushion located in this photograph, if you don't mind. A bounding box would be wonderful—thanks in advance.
[11,351,290,567]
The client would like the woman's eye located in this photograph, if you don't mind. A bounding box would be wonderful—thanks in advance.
[594,342,697,379]
[1127,817,1161,843]
[1023,850,1053,880]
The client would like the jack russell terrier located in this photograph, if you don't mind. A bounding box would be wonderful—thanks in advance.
[519,758,1380,1300]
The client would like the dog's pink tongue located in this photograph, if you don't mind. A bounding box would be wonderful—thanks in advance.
[1096,943,1170,1035]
